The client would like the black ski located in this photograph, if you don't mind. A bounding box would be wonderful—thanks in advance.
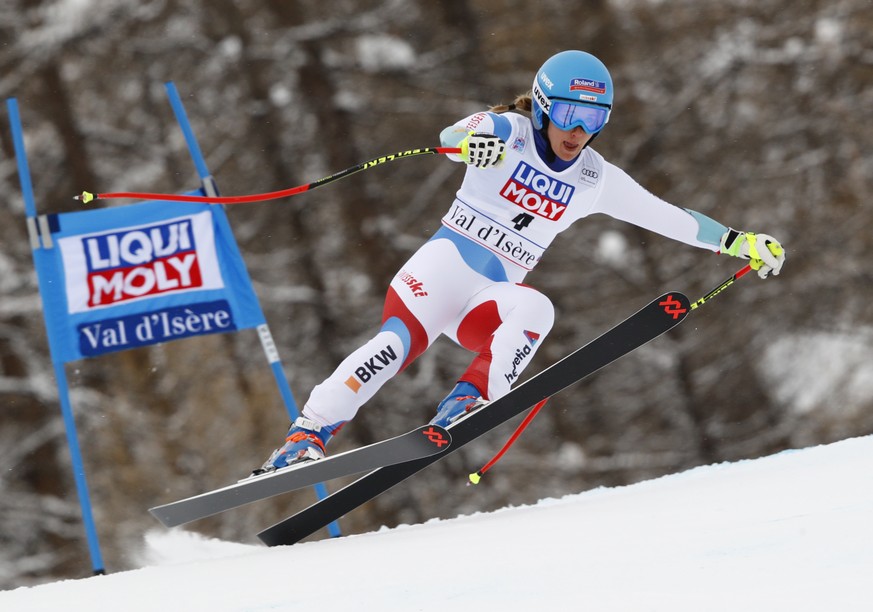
[149,424,451,527]
[257,292,691,546]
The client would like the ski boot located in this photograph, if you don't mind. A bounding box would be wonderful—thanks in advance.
[430,381,488,427]
[254,417,332,475]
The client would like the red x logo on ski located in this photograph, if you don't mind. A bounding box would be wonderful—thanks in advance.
[422,427,449,448]
[659,295,687,319]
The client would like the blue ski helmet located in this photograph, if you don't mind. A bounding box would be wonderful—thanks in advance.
[531,50,614,133]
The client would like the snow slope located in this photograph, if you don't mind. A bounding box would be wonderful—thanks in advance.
[3,435,872,611]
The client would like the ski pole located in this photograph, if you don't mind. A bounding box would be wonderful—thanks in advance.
[73,146,462,205]
[690,263,753,310]
[467,262,754,485]
[468,398,549,485]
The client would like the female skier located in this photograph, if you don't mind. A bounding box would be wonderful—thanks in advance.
[258,50,785,471]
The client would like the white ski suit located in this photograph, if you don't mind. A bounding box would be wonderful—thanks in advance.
[301,111,726,433]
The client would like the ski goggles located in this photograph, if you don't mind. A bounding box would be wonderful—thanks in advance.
[548,99,610,134]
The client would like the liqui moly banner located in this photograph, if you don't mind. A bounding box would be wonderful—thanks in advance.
[36,199,264,362]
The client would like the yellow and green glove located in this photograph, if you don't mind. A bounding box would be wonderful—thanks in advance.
[720,229,786,279]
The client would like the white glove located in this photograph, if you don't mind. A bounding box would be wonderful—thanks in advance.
[720,229,786,279]
[459,132,506,169]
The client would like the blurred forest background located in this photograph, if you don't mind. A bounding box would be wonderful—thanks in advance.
[1,0,871,588]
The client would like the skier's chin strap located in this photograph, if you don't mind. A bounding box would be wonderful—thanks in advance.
[582,130,600,150]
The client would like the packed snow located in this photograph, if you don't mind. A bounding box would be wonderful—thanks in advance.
[2,434,871,611]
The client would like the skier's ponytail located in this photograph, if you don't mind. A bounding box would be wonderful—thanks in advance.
[489,92,532,114]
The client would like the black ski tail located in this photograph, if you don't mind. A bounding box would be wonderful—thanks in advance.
[258,292,690,546]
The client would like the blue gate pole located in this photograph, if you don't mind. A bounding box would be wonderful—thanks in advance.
[53,362,106,574]
[7,97,106,574]
[163,83,340,537]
